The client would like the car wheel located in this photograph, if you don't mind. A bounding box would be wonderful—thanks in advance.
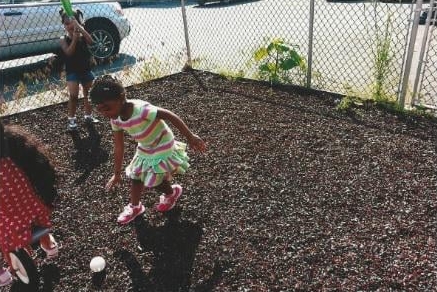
[85,20,120,60]
[419,12,427,25]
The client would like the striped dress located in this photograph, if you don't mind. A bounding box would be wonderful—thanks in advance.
[111,99,189,187]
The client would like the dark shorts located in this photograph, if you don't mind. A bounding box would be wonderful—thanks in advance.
[66,71,95,84]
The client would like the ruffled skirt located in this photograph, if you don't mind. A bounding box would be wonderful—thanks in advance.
[125,141,190,187]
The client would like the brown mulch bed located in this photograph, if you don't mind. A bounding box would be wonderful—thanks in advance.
[1,70,436,291]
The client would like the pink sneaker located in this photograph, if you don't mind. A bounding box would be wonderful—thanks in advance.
[117,203,146,224]
[0,268,13,287]
[155,184,183,212]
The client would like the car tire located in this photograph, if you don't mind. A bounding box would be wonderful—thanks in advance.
[419,12,427,25]
[85,20,121,61]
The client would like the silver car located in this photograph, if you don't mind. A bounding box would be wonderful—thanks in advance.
[0,0,131,61]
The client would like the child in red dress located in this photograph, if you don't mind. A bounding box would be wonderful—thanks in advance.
[0,122,59,285]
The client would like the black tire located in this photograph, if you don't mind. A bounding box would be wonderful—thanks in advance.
[85,20,121,61]
[9,249,40,289]
[419,12,427,25]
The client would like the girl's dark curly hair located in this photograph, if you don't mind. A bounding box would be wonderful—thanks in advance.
[89,74,125,105]
[59,8,84,25]
[0,122,58,208]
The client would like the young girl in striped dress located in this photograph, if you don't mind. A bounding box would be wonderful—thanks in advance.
[89,75,206,224]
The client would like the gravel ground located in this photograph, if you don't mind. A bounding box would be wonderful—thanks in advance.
[1,70,436,292]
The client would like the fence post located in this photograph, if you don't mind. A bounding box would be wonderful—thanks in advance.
[180,0,192,68]
[306,0,315,88]
[399,0,423,108]
[411,0,435,105]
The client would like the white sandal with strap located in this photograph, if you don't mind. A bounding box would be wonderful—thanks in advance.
[40,234,59,259]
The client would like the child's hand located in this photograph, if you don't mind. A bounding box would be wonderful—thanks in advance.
[105,173,122,191]
[72,29,81,40]
[188,134,206,152]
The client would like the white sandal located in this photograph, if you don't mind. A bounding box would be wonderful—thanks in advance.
[40,234,59,259]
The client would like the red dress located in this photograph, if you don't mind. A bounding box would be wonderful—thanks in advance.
[0,157,52,253]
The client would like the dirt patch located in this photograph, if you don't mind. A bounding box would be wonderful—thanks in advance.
[1,70,436,291]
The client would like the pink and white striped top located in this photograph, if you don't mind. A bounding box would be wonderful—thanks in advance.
[111,99,174,160]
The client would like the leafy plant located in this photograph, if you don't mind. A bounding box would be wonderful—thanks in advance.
[372,12,394,102]
[140,56,165,81]
[218,68,245,80]
[361,1,399,105]
[336,95,355,112]
[252,38,304,85]
[13,81,28,100]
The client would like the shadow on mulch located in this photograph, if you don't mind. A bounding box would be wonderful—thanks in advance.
[110,208,227,292]
[69,124,108,185]
[8,208,221,292]
[8,263,60,292]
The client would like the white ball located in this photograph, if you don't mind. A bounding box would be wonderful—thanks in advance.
[90,256,106,272]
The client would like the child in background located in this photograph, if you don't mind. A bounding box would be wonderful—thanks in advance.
[60,9,99,131]
[0,122,59,283]
[89,75,206,224]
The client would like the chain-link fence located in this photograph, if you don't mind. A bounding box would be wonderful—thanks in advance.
[2,0,437,117]
[186,0,413,99]
[1,0,188,116]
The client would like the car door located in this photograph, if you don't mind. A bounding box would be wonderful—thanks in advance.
[3,0,63,59]
[0,0,12,60]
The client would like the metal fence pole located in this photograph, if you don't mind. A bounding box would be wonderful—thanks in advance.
[180,0,192,68]
[411,0,435,105]
[306,0,315,88]
[399,0,423,108]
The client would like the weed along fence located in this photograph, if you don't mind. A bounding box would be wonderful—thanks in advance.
[1,0,437,117]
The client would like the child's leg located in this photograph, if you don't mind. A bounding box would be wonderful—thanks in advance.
[130,179,144,206]
[82,80,94,116]
[117,180,145,224]
[155,180,183,212]
[155,180,173,196]
[67,81,80,118]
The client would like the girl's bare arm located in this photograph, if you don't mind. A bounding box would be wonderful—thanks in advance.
[156,108,206,152]
[105,130,125,191]
[60,35,78,56]
[74,21,93,45]
[113,130,125,176]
